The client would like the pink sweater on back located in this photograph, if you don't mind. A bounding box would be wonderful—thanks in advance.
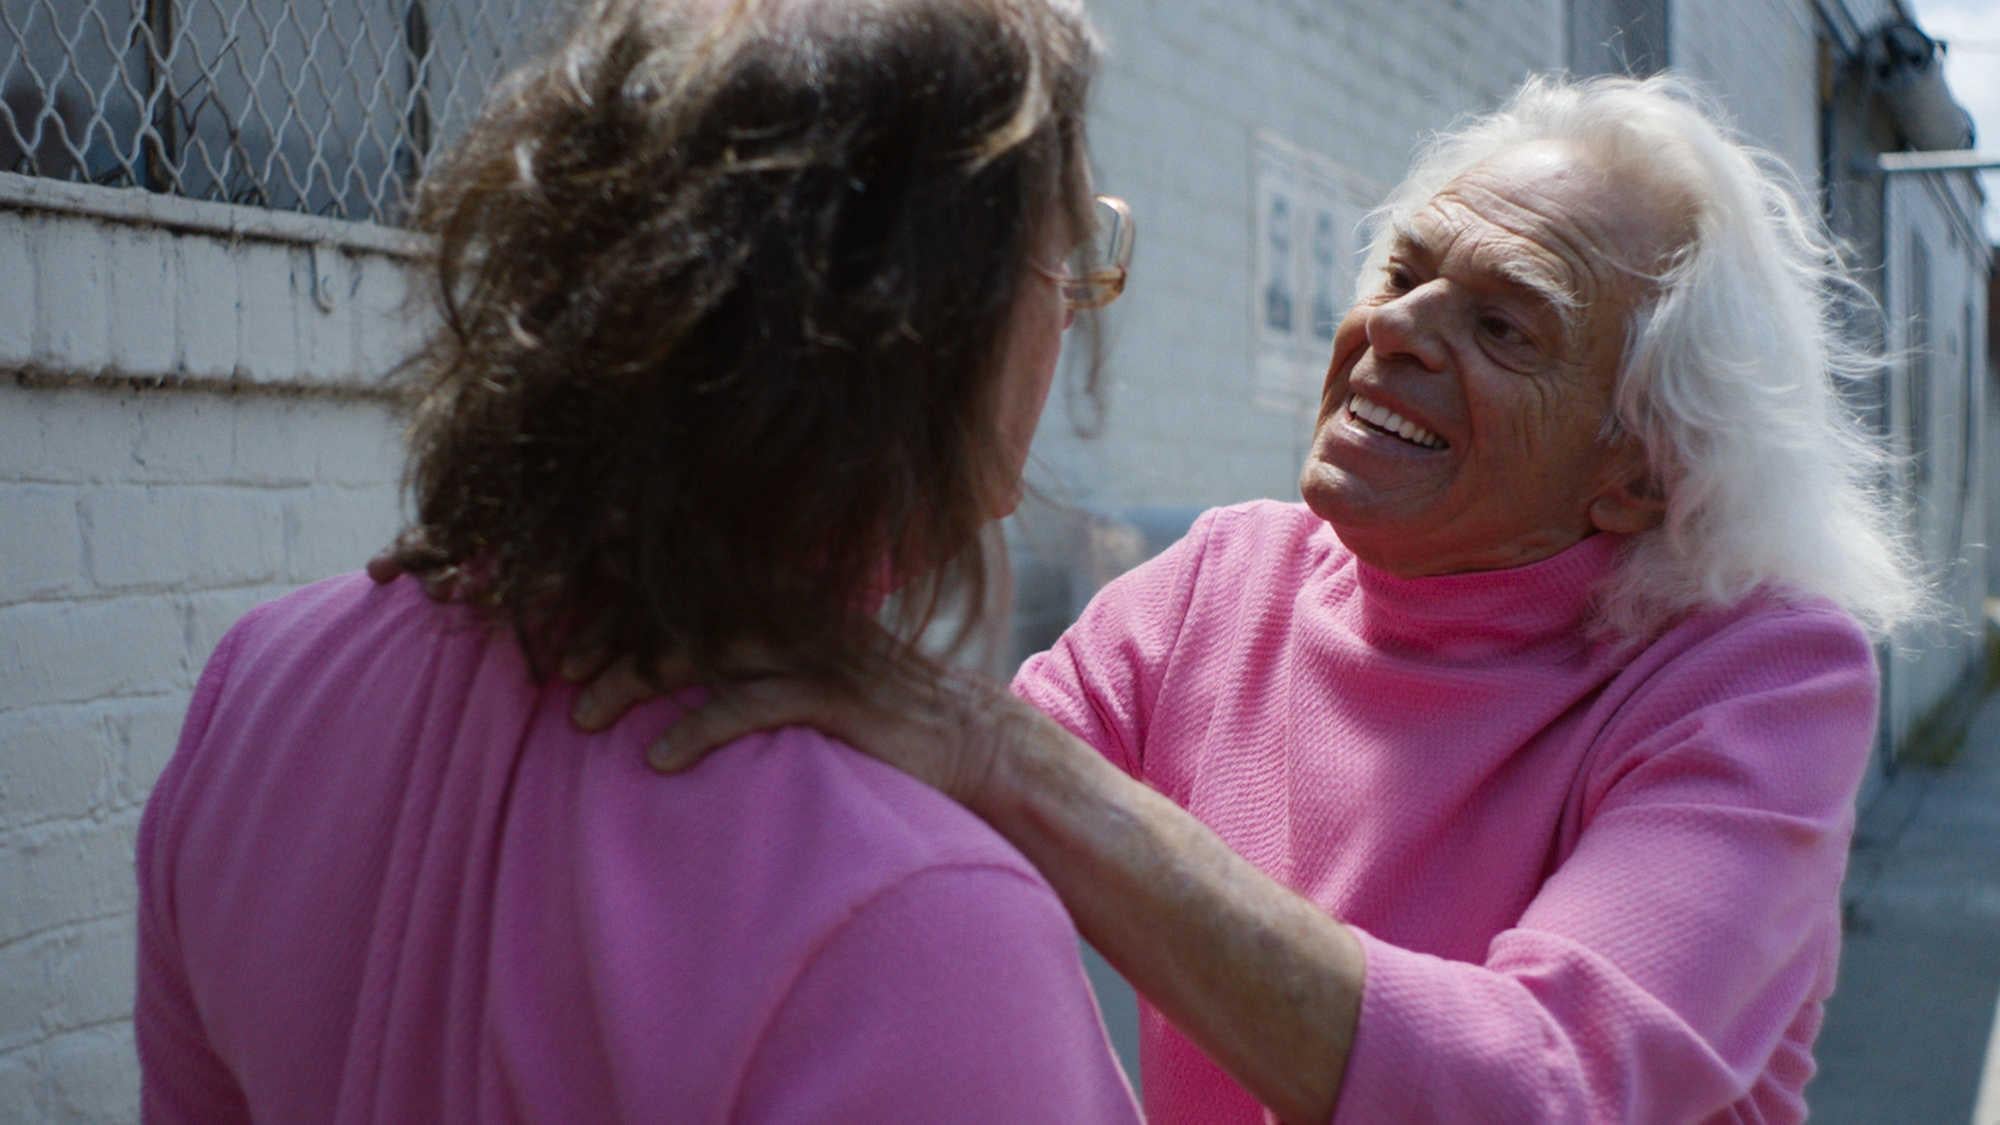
[1013,500,1877,1123]
[137,574,1140,1123]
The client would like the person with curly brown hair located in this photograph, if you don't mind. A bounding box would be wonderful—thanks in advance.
[134,1,1141,1119]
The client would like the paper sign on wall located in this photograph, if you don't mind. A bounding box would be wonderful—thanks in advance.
[1251,131,1379,415]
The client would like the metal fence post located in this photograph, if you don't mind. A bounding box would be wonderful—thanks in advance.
[401,0,433,199]
[141,0,178,193]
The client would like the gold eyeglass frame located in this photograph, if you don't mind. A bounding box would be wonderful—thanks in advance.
[1033,194,1135,311]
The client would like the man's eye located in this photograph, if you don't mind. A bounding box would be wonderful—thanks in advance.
[1383,266,1415,293]
[1478,314,1527,346]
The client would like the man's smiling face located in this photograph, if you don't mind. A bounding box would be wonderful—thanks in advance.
[1298,140,1675,576]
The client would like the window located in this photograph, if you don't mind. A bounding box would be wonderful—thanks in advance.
[0,0,537,225]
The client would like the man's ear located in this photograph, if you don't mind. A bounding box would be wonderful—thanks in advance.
[1587,443,1667,535]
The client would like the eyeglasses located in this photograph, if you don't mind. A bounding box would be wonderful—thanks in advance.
[1032,194,1135,311]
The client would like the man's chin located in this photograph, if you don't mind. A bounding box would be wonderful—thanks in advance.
[1298,454,1358,523]
[1298,456,1434,548]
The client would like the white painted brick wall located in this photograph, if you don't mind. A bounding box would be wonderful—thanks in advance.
[1671,0,1819,184]
[1,176,412,1119]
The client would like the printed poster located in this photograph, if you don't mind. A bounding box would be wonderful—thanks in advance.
[1251,131,1380,414]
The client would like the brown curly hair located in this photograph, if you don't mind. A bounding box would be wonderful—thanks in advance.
[395,0,1100,684]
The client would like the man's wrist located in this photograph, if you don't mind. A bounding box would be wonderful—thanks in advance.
[969,697,1107,843]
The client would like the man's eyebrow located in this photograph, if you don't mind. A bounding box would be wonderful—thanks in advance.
[1389,214,1579,334]
[1388,218,1431,257]
[1492,257,1582,325]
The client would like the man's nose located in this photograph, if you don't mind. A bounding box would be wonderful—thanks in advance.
[1364,285,1450,372]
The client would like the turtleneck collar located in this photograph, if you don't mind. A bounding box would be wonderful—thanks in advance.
[1340,531,1627,657]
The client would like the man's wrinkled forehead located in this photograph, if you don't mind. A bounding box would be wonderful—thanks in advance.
[1392,203,1583,324]
[1408,141,1672,306]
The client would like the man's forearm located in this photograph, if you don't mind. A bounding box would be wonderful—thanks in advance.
[974,709,1365,1124]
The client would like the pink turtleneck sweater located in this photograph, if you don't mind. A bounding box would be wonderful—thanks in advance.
[136,574,1140,1123]
[1013,500,1877,1123]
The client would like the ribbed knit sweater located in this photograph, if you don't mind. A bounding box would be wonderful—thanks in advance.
[1013,500,1877,1123]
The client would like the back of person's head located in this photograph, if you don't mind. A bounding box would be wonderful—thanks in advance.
[399,0,1100,681]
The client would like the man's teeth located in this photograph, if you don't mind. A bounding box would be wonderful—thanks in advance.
[1346,395,1445,449]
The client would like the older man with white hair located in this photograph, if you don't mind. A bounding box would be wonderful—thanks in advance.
[570,74,1919,1122]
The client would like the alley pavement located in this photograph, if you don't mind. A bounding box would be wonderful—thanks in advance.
[1812,680,2000,1124]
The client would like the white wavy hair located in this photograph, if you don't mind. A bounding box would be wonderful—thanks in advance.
[1359,73,1925,640]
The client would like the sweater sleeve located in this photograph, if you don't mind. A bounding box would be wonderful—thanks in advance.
[1334,606,1877,1124]
[1011,508,1219,777]
[730,864,1142,1124]
[135,619,255,1124]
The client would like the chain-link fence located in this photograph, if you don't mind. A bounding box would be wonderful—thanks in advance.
[1,0,544,225]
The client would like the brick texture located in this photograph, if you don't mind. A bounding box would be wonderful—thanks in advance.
[1671,0,1818,180]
